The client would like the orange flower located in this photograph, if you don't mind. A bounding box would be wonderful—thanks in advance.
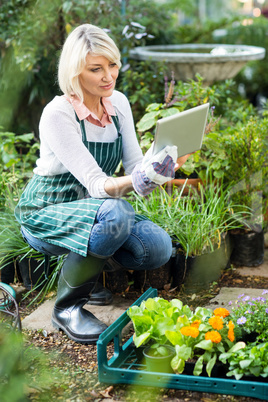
[209,316,224,330]
[228,320,235,342]
[205,331,222,343]
[213,308,230,318]
[180,326,199,338]
[228,320,235,329]
[190,320,201,328]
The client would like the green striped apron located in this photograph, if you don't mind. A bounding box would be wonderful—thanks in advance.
[14,115,123,257]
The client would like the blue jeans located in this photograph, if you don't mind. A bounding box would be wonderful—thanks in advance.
[21,198,172,271]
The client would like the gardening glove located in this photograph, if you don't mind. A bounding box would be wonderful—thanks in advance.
[131,143,178,196]
[142,143,178,185]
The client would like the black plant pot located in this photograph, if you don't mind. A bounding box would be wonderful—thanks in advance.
[0,261,16,284]
[18,257,51,290]
[172,234,232,293]
[229,229,264,267]
[132,261,171,291]
[183,361,228,378]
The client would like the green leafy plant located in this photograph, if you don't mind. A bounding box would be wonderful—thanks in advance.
[220,115,268,229]
[0,131,38,171]
[219,341,268,380]
[228,290,268,343]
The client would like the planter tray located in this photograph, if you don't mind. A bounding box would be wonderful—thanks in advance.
[97,288,268,400]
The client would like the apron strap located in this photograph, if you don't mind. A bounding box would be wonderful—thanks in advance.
[75,112,87,142]
[111,115,120,132]
[75,112,120,142]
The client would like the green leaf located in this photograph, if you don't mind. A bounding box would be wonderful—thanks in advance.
[175,344,192,361]
[146,103,162,112]
[249,366,262,377]
[165,330,183,346]
[155,317,175,335]
[171,356,185,374]
[228,341,246,353]
[136,111,160,132]
[239,359,253,369]
[170,299,183,311]
[193,356,204,376]
[134,331,152,347]
[206,353,217,377]
[176,315,190,328]
[194,340,213,351]
[160,108,180,118]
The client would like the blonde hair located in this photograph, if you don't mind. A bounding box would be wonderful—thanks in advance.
[58,24,121,101]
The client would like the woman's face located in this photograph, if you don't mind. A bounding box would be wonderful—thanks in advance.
[79,54,119,101]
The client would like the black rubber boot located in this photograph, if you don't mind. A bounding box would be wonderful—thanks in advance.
[87,257,123,305]
[51,251,108,344]
[87,281,113,305]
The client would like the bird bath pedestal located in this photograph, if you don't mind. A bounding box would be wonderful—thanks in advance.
[130,44,265,84]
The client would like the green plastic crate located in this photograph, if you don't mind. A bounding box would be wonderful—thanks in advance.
[97,288,268,401]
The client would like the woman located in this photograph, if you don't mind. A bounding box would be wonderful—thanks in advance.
[15,24,190,344]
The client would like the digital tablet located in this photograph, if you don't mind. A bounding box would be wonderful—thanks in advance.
[153,103,210,157]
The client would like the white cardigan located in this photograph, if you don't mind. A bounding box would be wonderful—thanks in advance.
[34,90,143,198]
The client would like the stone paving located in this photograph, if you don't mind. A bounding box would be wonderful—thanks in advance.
[20,245,268,333]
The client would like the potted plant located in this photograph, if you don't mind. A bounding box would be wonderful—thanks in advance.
[219,115,268,267]
[228,290,268,343]
[142,343,175,373]
[129,172,251,292]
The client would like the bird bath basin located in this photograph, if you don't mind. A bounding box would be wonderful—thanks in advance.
[130,44,265,83]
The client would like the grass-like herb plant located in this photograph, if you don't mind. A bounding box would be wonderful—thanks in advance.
[128,173,251,257]
[0,176,61,303]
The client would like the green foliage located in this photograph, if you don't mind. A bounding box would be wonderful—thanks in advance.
[0,324,63,401]
[119,60,168,124]
[169,16,241,45]
[219,341,268,380]
[0,129,38,208]
[136,75,252,153]
[221,115,268,228]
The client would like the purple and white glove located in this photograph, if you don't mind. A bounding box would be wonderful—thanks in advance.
[132,144,178,196]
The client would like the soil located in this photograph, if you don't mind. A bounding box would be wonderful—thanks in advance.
[7,266,268,401]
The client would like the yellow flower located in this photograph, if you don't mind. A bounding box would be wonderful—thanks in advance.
[190,320,201,328]
[205,331,222,343]
[180,326,199,338]
[213,308,230,318]
[208,315,224,330]
[228,320,235,342]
